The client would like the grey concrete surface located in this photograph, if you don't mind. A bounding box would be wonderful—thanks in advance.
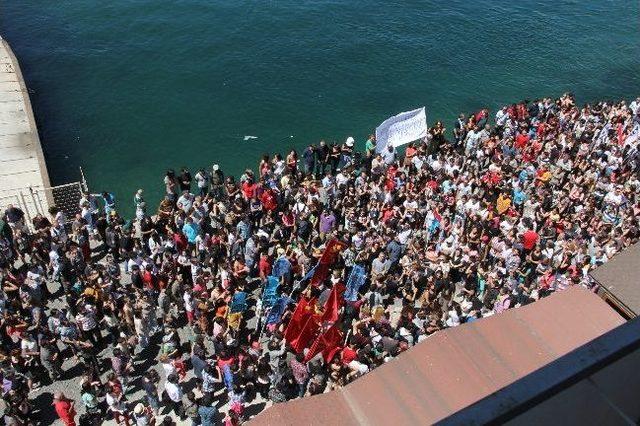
[0,36,52,222]
[23,264,271,426]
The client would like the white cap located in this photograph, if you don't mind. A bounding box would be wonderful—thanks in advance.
[346,136,355,147]
[213,164,219,171]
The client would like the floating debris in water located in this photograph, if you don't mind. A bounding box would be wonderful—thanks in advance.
[243,135,258,141]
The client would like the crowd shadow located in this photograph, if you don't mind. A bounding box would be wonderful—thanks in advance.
[32,391,56,425]
[244,402,267,419]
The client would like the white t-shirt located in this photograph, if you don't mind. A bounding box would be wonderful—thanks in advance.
[21,338,38,354]
[165,381,182,402]
[183,293,194,313]
[336,172,349,187]
[195,171,208,188]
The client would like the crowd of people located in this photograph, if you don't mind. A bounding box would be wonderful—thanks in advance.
[1,93,639,425]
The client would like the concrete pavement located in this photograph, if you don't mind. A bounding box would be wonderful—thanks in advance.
[0,36,52,224]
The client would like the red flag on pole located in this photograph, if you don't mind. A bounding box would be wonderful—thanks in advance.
[304,322,343,363]
[284,297,311,342]
[290,314,320,353]
[310,239,348,287]
[320,239,348,264]
[310,262,330,287]
[321,282,346,323]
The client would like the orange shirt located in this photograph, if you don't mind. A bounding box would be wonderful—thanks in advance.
[496,195,511,214]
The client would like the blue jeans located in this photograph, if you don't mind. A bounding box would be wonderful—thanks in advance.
[297,381,307,397]
[146,393,159,411]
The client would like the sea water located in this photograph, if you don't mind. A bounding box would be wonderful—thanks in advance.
[4,0,639,216]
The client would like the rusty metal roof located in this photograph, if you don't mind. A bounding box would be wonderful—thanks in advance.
[250,287,624,426]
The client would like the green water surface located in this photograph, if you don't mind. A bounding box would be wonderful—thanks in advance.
[3,0,639,216]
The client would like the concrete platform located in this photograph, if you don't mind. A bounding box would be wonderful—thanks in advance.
[0,36,52,221]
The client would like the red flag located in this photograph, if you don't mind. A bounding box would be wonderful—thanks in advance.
[311,239,348,287]
[290,315,320,353]
[304,322,343,363]
[319,239,348,265]
[284,297,311,342]
[321,282,346,323]
[617,123,624,146]
[310,262,330,287]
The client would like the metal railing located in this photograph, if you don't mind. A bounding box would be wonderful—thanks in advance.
[0,167,88,231]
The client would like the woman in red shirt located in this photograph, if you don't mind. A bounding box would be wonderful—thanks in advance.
[241,179,256,200]
[53,392,76,426]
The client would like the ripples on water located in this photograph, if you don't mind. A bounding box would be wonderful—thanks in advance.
[4,0,639,215]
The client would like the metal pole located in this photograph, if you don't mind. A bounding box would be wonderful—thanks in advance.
[343,328,351,346]
[257,305,269,343]
[19,190,33,231]
[79,166,89,192]
[28,186,42,216]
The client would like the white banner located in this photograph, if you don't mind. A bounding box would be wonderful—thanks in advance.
[375,107,428,153]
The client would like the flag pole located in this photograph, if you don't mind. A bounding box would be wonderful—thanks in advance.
[257,306,270,343]
[343,328,351,346]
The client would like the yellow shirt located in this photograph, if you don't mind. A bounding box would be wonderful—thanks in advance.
[497,195,511,214]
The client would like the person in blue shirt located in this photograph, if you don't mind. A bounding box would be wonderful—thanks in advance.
[100,192,116,215]
[513,187,528,206]
[236,216,252,241]
[518,168,530,185]
[197,394,218,426]
[182,216,199,244]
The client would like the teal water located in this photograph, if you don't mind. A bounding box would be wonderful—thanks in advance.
[3,1,639,216]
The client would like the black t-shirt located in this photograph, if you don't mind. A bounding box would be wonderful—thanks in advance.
[60,258,78,283]
[416,275,429,292]
[131,271,144,289]
[179,171,192,190]
[297,219,311,240]
[33,216,51,231]
[140,220,153,235]
[120,234,134,252]
[316,145,329,163]
[434,278,448,294]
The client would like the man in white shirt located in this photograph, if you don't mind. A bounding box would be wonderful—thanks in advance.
[495,107,508,128]
[177,191,194,213]
[335,170,349,188]
[464,126,481,156]
[164,373,184,417]
[381,145,397,165]
[194,169,209,196]
[464,197,480,215]
[604,186,624,208]
[630,97,640,116]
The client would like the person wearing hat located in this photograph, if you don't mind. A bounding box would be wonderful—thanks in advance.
[341,136,355,169]
[53,391,76,426]
[133,402,154,426]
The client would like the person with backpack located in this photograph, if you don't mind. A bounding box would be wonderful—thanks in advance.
[197,394,218,426]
